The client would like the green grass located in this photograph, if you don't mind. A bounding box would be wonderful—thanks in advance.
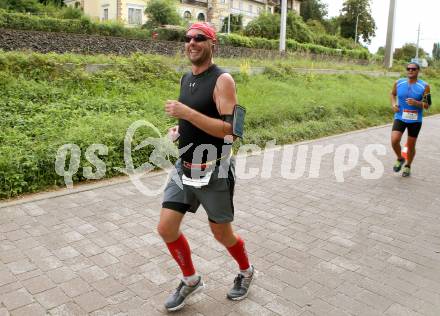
[1,51,439,199]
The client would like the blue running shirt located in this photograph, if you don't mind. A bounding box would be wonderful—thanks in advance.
[395,78,428,123]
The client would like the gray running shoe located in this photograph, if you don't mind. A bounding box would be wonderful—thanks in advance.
[227,266,255,301]
[164,276,204,312]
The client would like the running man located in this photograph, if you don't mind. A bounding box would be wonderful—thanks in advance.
[157,22,254,312]
[390,62,431,177]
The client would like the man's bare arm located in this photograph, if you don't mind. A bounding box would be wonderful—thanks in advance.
[390,82,399,112]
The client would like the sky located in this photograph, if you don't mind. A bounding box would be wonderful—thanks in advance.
[324,0,440,56]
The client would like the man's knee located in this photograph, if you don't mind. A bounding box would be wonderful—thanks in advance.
[157,220,180,242]
[391,135,401,146]
[210,225,235,246]
[212,229,226,243]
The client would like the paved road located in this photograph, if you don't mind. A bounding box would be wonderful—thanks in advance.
[177,66,400,78]
[0,116,439,315]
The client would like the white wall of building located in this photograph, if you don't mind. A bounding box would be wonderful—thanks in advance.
[122,0,148,26]
[100,0,118,21]
[179,4,208,22]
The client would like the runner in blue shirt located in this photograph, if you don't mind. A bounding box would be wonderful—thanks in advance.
[390,62,431,177]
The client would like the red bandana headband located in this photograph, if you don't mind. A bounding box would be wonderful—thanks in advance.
[187,22,217,42]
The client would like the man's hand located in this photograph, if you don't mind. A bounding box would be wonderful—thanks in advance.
[165,100,193,120]
[406,98,422,107]
[392,104,400,113]
[167,126,180,142]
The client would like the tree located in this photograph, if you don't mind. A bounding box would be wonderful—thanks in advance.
[144,0,182,28]
[322,16,340,35]
[433,43,440,60]
[300,0,328,22]
[221,14,243,33]
[394,43,427,62]
[306,19,326,34]
[38,0,64,6]
[0,0,42,13]
[244,12,314,43]
[376,46,385,56]
[339,0,376,44]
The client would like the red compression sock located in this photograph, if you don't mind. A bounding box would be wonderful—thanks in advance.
[226,236,250,271]
[166,234,196,277]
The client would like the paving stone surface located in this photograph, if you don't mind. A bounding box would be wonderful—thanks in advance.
[1,116,440,315]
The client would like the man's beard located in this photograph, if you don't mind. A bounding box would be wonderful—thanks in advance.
[189,48,212,66]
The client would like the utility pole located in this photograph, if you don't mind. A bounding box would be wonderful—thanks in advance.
[279,0,287,52]
[384,0,396,68]
[415,24,421,60]
[355,12,360,44]
[227,0,231,34]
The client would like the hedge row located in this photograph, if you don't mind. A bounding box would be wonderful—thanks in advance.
[0,9,151,39]
[314,33,357,50]
[156,29,370,60]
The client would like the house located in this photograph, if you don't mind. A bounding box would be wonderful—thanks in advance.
[64,0,302,31]
[64,0,150,26]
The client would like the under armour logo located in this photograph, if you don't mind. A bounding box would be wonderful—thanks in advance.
[189,82,197,94]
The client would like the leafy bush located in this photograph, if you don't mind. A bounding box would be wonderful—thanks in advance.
[243,13,280,40]
[244,12,314,43]
[144,0,182,29]
[306,19,326,33]
[58,5,83,19]
[218,33,254,48]
[217,33,369,60]
[0,9,151,39]
[286,12,314,43]
[313,33,357,50]
[154,25,186,41]
[220,14,243,33]
[0,0,42,13]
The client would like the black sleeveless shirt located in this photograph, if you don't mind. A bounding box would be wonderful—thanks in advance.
[178,64,227,164]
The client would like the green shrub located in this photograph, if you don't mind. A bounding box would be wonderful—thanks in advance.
[0,10,150,39]
[144,0,182,29]
[244,13,280,40]
[218,33,253,48]
[154,25,186,41]
[0,0,42,13]
[220,14,243,33]
[244,12,314,43]
[216,33,369,59]
[286,12,314,43]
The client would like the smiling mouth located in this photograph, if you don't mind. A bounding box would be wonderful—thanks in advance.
[189,50,201,57]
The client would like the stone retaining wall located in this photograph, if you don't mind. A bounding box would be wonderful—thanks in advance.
[0,28,369,64]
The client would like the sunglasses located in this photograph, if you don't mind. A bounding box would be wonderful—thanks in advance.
[184,34,209,43]
[407,67,418,71]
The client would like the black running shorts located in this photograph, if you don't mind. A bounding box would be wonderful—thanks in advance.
[392,119,422,138]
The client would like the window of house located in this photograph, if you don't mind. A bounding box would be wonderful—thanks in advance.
[102,8,109,21]
[239,1,242,10]
[197,13,205,21]
[220,0,225,4]
[184,11,191,20]
[249,4,252,12]
[257,7,261,14]
[128,7,143,25]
